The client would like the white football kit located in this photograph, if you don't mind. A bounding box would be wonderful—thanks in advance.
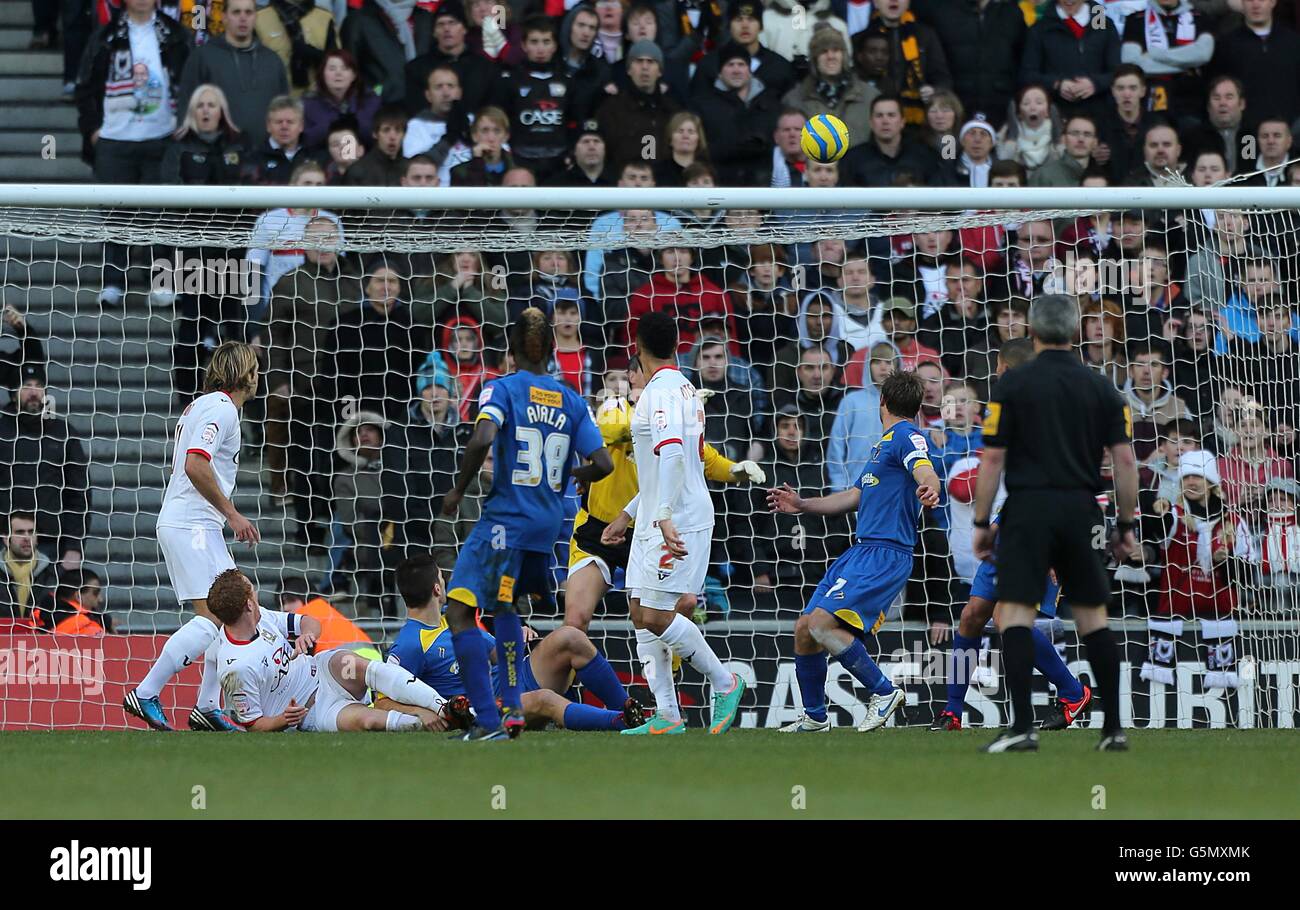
[217,610,359,733]
[156,391,241,601]
[626,367,713,610]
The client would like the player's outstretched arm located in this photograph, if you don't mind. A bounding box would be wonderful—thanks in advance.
[767,483,861,516]
[572,446,614,485]
[702,443,766,485]
[443,418,498,515]
[185,452,260,544]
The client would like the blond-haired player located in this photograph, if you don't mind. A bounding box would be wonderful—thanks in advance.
[123,342,262,732]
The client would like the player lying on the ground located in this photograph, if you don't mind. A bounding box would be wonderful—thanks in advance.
[377,555,645,731]
[206,568,462,732]
[124,342,262,733]
[564,357,765,634]
[440,308,614,740]
[769,371,941,733]
[598,312,746,736]
[932,536,1091,731]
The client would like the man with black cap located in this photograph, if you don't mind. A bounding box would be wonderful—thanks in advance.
[546,120,618,186]
[594,39,681,170]
[691,41,783,185]
[403,0,499,116]
[0,363,90,573]
[972,293,1139,753]
[690,0,795,99]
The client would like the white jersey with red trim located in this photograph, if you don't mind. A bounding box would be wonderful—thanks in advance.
[216,610,319,728]
[630,366,713,538]
[946,454,1006,582]
[157,391,242,531]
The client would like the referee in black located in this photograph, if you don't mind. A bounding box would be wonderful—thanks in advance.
[972,294,1139,753]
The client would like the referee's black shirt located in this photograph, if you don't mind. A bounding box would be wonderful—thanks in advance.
[982,349,1132,492]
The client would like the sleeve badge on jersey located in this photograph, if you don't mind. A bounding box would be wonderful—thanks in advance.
[909,433,929,453]
[653,408,668,431]
[200,422,219,445]
[480,385,494,405]
[984,402,1001,436]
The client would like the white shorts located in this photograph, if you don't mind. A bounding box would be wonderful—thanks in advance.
[626,528,712,611]
[569,554,613,588]
[300,651,363,733]
[157,524,236,603]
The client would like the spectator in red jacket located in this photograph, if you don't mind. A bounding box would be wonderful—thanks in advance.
[626,247,737,357]
[1218,399,1294,522]
[1144,449,1256,691]
[440,315,501,422]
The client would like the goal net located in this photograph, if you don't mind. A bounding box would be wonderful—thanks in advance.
[1,184,1298,731]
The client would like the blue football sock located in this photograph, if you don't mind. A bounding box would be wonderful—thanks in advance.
[832,638,893,697]
[493,612,526,711]
[451,629,500,730]
[1032,626,1085,702]
[562,702,625,731]
[794,652,829,722]
[575,652,628,709]
[946,633,981,715]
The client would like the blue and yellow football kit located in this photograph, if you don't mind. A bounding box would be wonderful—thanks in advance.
[447,371,604,614]
[386,617,541,699]
[804,422,932,635]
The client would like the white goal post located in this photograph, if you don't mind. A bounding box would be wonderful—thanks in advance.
[0,183,1297,731]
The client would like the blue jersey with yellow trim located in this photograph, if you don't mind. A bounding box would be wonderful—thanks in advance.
[385,617,498,698]
[854,420,930,551]
[476,371,604,552]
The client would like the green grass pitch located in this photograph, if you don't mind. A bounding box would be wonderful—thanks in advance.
[3,728,1297,819]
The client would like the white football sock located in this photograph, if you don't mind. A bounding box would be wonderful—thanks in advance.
[635,628,680,723]
[660,613,734,693]
[364,660,446,713]
[136,614,219,700]
[195,638,223,713]
[386,710,422,731]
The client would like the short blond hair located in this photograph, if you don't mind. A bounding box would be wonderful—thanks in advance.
[203,341,258,395]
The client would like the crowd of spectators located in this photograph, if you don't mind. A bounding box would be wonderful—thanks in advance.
[10,0,1300,645]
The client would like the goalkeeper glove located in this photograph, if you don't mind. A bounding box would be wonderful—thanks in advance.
[730,460,766,484]
[695,387,716,403]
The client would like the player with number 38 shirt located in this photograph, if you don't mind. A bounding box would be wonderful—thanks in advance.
[441,308,613,741]
[446,372,604,607]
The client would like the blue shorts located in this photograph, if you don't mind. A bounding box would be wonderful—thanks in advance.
[447,524,551,615]
[804,544,913,637]
[969,559,1062,618]
[491,654,541,700]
